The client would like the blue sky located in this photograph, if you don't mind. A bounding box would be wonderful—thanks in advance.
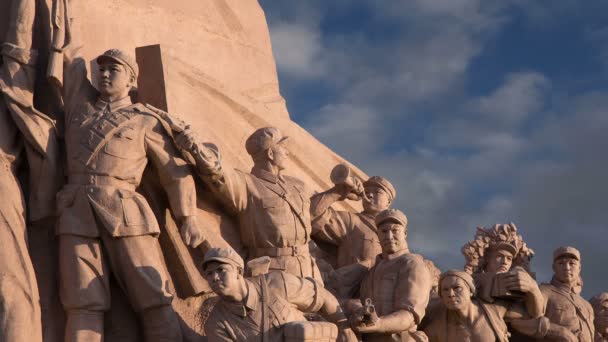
[259,0,608,297]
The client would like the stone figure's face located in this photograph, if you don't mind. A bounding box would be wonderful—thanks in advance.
[484,249,514,274]
[363,185,392,213]
[596,301,608,333]
[203,261,241,298]
[269,144,289,170]
[98,61,134,100]
[440,276,472,311]
[553,257,580,285]
[378,222,407,254]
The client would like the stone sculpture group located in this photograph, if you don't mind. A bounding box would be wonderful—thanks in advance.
[0,0,606,341]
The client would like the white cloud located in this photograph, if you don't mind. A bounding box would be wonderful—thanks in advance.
[471,72,550,126]
[269,22,326,78]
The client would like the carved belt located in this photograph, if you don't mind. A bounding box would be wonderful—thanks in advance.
[252,244,310,257]
[68,174,137,191]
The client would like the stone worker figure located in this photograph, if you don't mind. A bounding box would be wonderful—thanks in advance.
[351,208,432,341]
[175,126,322,282]
[591,293,608,342]
[423,270,543,342]
[202,247,357,342]
[461,224,544,320]
[56,34,204,340]
[310,166,396,297]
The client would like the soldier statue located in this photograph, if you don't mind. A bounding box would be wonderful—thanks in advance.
[175,126,323,282]
[310,166,396,298]
[202,247,357,341]
[350,208,432,341]
[56,18,204,339]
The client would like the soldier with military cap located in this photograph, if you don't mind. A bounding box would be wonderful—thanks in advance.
[176,126,323,282]
[535,246,595,342]
[202,247,357,342]
[351,208,432,341]
[511,246,595,342]
[56,41,204,341]
[310,167,396,298]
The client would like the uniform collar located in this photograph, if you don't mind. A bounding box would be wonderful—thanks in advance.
[252,167,283,184]
[95,96,132,112]
[223,280,259,317]
[381,247,409,261]
[550,277,576,294]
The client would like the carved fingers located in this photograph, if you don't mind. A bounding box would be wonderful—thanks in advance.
[175,126,197,152]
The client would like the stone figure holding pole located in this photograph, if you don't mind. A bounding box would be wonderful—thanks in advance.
[55,11,205,338]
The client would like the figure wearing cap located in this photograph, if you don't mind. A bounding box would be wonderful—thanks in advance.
[590,293,608,341]
[350,208,432,341]
[309,165,396,298]
[421,270,544,342]
[54,30,204,340]
[176,126,323,282]
[202,248,357,342]
[522,246,595,342]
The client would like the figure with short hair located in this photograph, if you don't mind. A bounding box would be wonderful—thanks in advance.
[591,293,608,342]
[57,34,204,340]
[310,165,396,298]
[202,247,357,342]
[350,208,432,341]
[176,126,323,282]
[423,270,543,342]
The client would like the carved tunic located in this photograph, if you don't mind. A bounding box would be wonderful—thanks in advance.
[57,54,196,237]
[539,279,595,342]
[359,249,432,341]
[312,207,381,268]
[209,167,321,280]
[205,271,323,342]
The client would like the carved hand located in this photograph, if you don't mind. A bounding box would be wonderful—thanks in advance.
[180,215,205,248]
[504,269,536,293]
[354,317,384,334]
[175,126,198,152]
